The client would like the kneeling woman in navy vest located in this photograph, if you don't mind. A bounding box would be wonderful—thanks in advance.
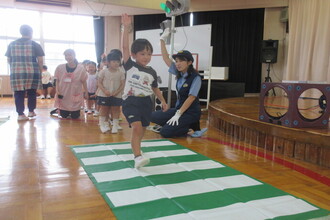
[151,29,203,138]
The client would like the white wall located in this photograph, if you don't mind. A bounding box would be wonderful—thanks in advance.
[262,7,288,83]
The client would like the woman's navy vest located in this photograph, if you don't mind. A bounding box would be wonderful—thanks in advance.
[176,72,201,115]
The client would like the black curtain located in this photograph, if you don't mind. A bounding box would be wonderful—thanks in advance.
[134,9,264,93]
[93,16,105,64]
[134,14,168,36]
[134,13,190,32]
[192,9,264,93]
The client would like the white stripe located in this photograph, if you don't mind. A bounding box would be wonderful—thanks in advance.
[103,175,263,205]
[141,141,176,147]
[115,149,193,162]
[160,149,196,157]
[117,154,134,161]
[107,141,176,150]
[191,203,266,220]
[150,213,193,220]
[81,155,121,165]
[73,141,175,153]
[156,179,218,198]
[114,149,195,157]
[105,143,131,149]
[178,160,224,171]
[92,168,139,182]
[138,164,187,177]
[205,175,262,190]
[73,145,109,153]
[247,195,318,218]
[107,149,196,162]
[92,160,224,182]
[106,186,167,207]
[86,149,199,169]
[152,196,319,220]
[143,151,166,158]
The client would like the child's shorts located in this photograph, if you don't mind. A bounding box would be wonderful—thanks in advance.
[122,96,152,127]
[42,83,53,89]
[88,92,96,100]
[97,96,123,106]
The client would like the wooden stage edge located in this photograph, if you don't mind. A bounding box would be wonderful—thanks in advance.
[208,97,330,168]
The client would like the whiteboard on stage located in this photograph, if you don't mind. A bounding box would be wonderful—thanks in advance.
[136,24,212,90]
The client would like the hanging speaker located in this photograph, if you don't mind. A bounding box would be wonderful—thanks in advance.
[261,40,279,63]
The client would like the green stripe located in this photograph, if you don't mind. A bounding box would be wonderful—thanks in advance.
[173,190,240,212]
[83,161,130,173]
[112,199,185,220]
[75,150,115,158]
[225,184,287,202]
[97,176,152,194]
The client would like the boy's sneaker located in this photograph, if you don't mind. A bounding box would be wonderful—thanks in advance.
[18,114,29,121]
[46,95,51,99]
[134,155,150,169]
[28,112,37,117]
[38,95,45,99]
[93,111,99,117]
[87,110,93,114]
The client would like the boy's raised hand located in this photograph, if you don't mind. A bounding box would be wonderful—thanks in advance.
[121,13,132,27]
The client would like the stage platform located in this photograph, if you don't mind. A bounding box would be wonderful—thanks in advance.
[208,97,330,168]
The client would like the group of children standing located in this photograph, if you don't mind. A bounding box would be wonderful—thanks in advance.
[84,50,126,134]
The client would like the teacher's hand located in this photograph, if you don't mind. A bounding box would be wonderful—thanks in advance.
[167,110,182,126]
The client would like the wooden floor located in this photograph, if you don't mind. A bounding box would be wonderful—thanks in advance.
[0,97,329,220]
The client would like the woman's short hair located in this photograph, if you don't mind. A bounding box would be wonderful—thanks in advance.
[20,25,33,36]
[63,49,76,57]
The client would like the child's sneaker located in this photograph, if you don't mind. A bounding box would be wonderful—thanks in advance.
[28,112,36,117]
[93,110,99,117]
[87,110,93,114]
[46,95,51,99]
[111,125,118,134]
[134,155,150,169]
[100,124,108,133]
[17,114,29,121]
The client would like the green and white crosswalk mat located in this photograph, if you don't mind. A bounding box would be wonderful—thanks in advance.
[71,139,329,220]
